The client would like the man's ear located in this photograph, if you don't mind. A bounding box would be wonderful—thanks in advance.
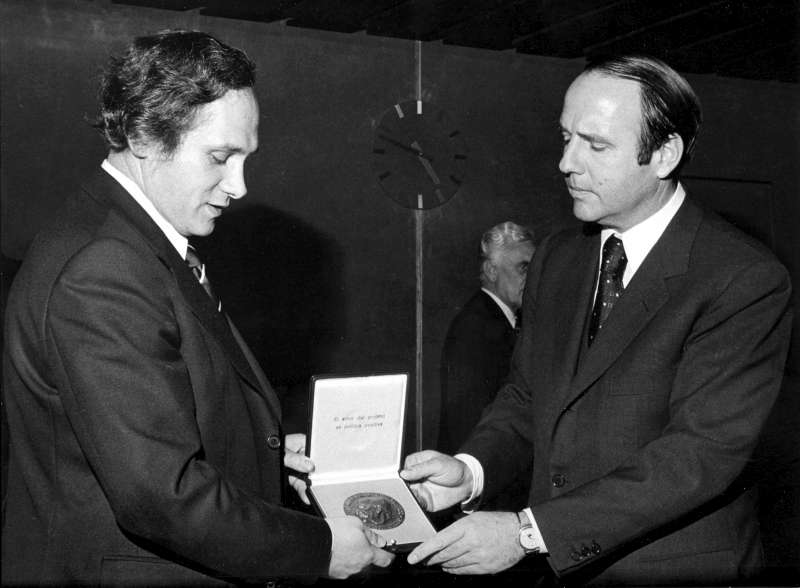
[653,133,683,179]
[482,259,498,283]
[127,136,155,160]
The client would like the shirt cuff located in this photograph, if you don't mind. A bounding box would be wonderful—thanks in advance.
[522,507,548,553]
[454,453,484,511]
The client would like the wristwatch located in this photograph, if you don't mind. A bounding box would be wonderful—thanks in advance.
[517,510,541,554]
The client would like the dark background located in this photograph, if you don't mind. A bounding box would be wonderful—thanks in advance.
[1,0,798,582]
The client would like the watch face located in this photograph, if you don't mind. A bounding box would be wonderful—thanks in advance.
[519,528,539,550]
[372,100,467,210]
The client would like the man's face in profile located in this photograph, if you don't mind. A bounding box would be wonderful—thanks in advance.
[558,72,663,232]
[139,88,260,237]
[489,240,535,311]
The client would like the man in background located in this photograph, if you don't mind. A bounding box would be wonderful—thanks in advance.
[438,221,534,511]
[402,54,792,585]
[2,30,392,586]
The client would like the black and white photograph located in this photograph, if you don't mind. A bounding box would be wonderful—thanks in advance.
[1,1,798,586]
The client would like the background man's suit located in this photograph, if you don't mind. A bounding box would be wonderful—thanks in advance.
[2,170,331,585]
[461,196,792,584]
[439,290,516,453]
[439,290,529,511]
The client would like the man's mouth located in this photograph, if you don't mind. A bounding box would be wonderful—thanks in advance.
[567,184,592,196]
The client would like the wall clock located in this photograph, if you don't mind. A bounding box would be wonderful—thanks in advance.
[372,100,467,210]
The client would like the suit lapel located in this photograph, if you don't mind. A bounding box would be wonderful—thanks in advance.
[551,229,601,387]
[82,170,268,401]
[562,199,702,409]
[227,316,282,419]
[479,290,515,336]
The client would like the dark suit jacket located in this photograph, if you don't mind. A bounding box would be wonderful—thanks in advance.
[438,291,530,511]
[461,196,792,585]
[439,290,516,453]
[2,170,331,585]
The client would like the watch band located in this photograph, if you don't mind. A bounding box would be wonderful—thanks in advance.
[517,509,541,554]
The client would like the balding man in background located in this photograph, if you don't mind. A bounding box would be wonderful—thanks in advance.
[438,221,534,512]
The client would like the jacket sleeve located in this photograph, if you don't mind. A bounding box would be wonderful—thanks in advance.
[45,238,332,582]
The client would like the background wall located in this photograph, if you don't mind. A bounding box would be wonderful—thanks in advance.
[2,0,798,578]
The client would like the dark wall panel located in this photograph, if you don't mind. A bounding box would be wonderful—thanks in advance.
[2,8,798,562]
[3,0,799,442]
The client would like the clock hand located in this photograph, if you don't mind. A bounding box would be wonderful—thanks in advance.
[417,156,441,185]
[377,133,440,184]
[410,140,441,185]
[378,134,435,162]
[377,133,422,156]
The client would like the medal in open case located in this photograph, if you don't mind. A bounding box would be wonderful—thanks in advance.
[306,373,436,551]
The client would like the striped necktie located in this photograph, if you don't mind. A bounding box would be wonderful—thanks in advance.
[185,245,221,311]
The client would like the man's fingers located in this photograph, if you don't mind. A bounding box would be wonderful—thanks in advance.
[364,529,387,548]
[284,452,314,473]
[284,433,306,454]
[399,458,442,482]
[443,563,484,575]
[288,475,310,505]
[404,483,430,510]
[403,450,440,468]
[407,527,462,565]
[426,542,470,567]
[371,547,395,568]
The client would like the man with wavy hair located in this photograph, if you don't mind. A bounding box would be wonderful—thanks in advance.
[2,30,392,586]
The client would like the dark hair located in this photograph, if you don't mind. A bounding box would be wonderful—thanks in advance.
[584,54,702,177]
[94,30,256,155]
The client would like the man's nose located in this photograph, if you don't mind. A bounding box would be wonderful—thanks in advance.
[559,139,581,175]
[221,163,247,199]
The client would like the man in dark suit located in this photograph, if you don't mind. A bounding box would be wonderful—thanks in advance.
[401,55,792,585]
[439,221,535,454]
[438,221,534,510]
[1,30,392,586]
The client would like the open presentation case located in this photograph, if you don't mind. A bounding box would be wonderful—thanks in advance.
[306,373,436,552]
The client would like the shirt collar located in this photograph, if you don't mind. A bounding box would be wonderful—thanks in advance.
[101,159,189,260]
[481,287,517,328]
[600,183,685,286]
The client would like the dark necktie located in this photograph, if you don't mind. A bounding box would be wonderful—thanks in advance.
[185,245,221,311]
[587,235,627,346]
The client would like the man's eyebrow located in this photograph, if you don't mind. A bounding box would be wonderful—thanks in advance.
[209,144,260,155]
[576,131,611,144]
[559,126,610,145]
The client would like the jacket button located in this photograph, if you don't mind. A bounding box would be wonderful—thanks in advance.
[581,544,591,557]
[552,473,567,488]
[570,549,581,561]
[591,541,601,554]
[266,434,282,449]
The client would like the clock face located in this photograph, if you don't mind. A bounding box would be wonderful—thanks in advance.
[372,100,467,210]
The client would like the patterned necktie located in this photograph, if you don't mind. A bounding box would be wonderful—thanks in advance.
[185,245,221,311]
[587,235,627,346]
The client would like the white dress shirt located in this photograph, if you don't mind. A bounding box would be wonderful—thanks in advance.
[101,159,188,259]
[481,287,517,329]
